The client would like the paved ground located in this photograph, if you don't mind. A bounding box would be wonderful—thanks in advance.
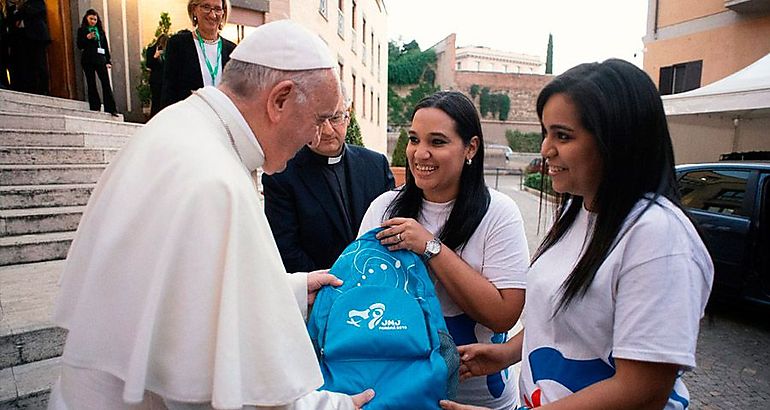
[486,174,770,409]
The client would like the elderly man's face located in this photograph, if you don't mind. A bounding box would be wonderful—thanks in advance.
[263,70,340,174]
[310,98,349,157]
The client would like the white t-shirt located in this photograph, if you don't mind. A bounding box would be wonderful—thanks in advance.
[519,196,713,409]
[359,188,530,409]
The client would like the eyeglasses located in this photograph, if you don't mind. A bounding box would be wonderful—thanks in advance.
[313,112,349,138]
[198,4,225,15]
[317,112,349,129]
[328,112,350,126]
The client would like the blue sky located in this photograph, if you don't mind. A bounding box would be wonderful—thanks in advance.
[386,0,648,74]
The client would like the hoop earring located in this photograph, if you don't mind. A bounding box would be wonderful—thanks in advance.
[466,158,472,165]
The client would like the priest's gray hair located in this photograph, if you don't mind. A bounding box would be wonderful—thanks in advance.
[221,60,339,105]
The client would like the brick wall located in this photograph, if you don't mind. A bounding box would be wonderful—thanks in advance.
[454,71,552,123]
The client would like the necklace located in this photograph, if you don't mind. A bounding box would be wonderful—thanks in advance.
[196,29,219,44]
[195,29,222,84]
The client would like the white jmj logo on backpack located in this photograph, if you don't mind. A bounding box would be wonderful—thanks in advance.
[347,303,407,331]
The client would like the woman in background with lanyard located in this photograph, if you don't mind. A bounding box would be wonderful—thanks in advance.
[76,9,118,116]
[160,0,236,111]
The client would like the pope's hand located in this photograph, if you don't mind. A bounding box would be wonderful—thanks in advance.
[307,270,343,307]
[351,389,375,409]
[439,400,490,410]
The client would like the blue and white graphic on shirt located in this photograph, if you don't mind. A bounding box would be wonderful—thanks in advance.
[519,197,711,410]
[525,346,689,409]
[445,313,508,398]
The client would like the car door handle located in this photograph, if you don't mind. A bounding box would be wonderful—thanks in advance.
[700,223,731,232]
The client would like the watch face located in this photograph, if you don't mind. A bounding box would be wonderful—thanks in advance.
[427,240,440,255]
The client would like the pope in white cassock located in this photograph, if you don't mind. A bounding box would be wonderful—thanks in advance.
[48,20,374,410]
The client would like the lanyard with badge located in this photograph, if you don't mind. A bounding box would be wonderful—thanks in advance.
[89,26,106,56]
[195,29,222,85]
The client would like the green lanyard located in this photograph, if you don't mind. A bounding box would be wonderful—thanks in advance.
[195,29,222,85]
[89,27,101,47]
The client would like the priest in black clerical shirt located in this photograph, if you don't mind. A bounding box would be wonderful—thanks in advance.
[262,87,395,272]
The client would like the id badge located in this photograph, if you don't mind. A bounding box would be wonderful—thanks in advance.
[97,47,105,55]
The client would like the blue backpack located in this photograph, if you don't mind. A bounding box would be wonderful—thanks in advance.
[308,228,459,409]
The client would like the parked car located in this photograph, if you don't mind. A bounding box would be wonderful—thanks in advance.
[486,144,514,161]
[675,160,770,307]
[524,157,544,175]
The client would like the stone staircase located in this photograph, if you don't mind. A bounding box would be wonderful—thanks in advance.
[0,89,140,408]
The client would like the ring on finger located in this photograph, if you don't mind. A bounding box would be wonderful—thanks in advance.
[396,233,402,242]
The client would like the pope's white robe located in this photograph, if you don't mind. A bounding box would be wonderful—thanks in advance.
[50,87,353,409]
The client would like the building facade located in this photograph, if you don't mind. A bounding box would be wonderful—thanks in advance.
[432,34,551,146]
[41,0,388,152]
[643,0,770,163]
[643,0,770,94]
[455,46,543,75]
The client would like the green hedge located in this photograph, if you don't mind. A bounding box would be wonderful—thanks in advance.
[523,172,555,195]
[506,130,542,153]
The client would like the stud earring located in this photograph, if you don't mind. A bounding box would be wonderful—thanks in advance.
[193,16,198,24]
[466,158,472,165]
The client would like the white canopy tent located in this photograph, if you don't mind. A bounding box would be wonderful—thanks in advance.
[662,53,770,164]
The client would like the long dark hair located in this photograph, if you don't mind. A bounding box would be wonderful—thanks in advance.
[80,9,104,31]
[532,59,682,313]
[386,91,490,251]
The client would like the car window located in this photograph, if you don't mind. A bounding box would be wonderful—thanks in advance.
[678,169,751,217]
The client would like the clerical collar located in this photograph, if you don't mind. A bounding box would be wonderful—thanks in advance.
[309,145,346,166]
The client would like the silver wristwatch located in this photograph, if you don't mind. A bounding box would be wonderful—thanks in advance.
[423,237,442,260]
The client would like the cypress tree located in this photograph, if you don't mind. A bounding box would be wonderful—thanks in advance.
[546,33,553,74]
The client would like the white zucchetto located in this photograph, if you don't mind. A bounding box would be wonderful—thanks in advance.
[230,19,336,70]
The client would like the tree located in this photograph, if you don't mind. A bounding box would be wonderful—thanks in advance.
[469,84,480,100]
[387,39,438,126]
[391,128,409,167]
[545,33,553,75]
[345,110,364,146]
[497,94,510,121]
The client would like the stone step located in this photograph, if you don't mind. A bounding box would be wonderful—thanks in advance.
[0,112,141,135]
[0,89,88,111]
[0,260,65,370]
[0,207,85,236]
[0,129,131,148]
[0,147,118,165]
[0,357,59,409]
[0,184,95,210]
[1,99,123,121]
[0,164,106,185]
[0,232,74,266]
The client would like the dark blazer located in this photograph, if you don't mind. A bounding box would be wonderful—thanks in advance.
[9,0,50,43]
[76,26,110,66]
[262,145,395,272]
[159,29,235,109]
[145,43,164,88]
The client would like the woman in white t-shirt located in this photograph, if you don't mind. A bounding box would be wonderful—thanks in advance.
[440,60,714,410]
[358,91,530,409]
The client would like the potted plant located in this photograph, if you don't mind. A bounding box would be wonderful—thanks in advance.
[390,128,409,186]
